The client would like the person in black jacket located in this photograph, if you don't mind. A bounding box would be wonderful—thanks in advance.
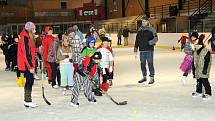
[134,16,158,84]
[122,26,130,46]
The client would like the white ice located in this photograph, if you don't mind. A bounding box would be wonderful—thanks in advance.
[0,48,215,121]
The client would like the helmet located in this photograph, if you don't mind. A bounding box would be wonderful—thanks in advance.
[92,52,102,60]
[86,36,96,43]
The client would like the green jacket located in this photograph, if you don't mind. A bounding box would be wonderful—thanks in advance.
[81,47,96,57]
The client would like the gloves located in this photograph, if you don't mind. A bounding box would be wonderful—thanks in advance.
[102,68,106,75]
[69,59,73,63]
[202,70,207,75]
[64,55,69,58]
[109,66,113,73]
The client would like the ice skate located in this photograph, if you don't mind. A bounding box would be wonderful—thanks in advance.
[202,94,211,100]
[52,85,59,89]
[70,102,79,107]
[88,99,97,104]
[24,102,38,108]
[192,92,202,98]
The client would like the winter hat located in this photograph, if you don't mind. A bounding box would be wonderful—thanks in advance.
[191,32,199,39]
[25,21,36,32]
[101,36,109,42]
[86,36,96,43]
[198,34,205,45]
[92,52,102,60]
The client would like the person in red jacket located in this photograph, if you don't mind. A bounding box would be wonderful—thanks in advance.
[42,26,54,84]
[17,21,37,108]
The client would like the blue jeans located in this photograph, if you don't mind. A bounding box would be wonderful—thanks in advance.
[140,51,155,78]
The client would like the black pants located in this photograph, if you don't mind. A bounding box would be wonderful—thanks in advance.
[102,68,113,83]
[117,37,122,45]
[196,78,212,95]
[49,62,61,86]
[24,70,34,90]
[56,63,61,86]
[24,70,34,102]
[5,53,12,69]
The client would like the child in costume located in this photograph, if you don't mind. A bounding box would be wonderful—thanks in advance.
[97,37,114,87]
[81,36,97,57]
[70,52,102,107]
[57,35,75,94]
[192,33,212,100]
[47,36,61,88]
[67,27,84,72]
[81,36,102,96]
[179,32,197,85]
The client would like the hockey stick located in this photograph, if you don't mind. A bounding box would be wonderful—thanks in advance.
[102,91,127,105]
[41,62,51,105]
[84,73,127,105]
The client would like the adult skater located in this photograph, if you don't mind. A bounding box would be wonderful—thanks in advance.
[134,16,158,84]
[18,21,38,108]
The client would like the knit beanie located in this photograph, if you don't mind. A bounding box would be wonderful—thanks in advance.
[25,21,36,32]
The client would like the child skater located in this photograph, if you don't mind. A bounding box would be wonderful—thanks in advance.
[180,32,197,85]
[192,34,212,100]
[97,37,114,87]
[57,35,75,94]
[70,52,102,107]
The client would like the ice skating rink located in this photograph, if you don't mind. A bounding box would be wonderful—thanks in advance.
[0,48,215,121]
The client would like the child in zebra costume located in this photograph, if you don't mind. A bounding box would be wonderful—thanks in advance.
[70,52,102,107]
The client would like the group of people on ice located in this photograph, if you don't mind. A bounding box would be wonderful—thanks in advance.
[4,21,114,108]
[1,15,215,108]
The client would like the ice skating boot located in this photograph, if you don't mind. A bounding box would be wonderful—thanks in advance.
[192,92,202,97]
[138,77,147,83]
[24,102,38,108]
[88,99,97,104]
[70,102,79,107]
[202,94,211,100]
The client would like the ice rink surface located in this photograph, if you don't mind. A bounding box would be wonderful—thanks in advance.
[0,48,215,121]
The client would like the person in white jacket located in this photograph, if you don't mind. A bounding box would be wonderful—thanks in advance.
[97,37,114,86]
